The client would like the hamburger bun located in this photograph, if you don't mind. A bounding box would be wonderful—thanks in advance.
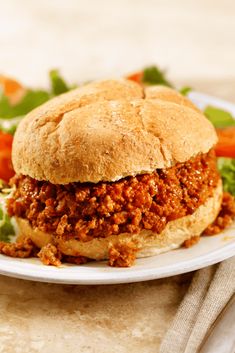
[12,79,217,184]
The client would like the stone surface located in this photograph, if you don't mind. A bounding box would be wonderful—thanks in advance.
[0,275,190,353]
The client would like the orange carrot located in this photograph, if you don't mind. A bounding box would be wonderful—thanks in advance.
[0,75,26,105]
[215,127,235,158]
[126,71,143,84]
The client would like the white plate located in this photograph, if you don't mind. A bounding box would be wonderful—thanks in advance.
[0,91,234,284]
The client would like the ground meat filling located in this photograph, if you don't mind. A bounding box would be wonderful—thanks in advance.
[0,238,37,258]
[7,150,220,242]
[203,192,235,235]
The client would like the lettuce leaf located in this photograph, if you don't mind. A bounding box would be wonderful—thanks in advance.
[204,106,235,128]
[179,86,192,96]
[142,66,193,96]
[142,66,173,87]
[0,206,15,242]
[0,116,23,135]
[217,157,235,196]
[49,69,71,95]
[0,90,50,119]
[0,182,15,242]
[0,70,74,134]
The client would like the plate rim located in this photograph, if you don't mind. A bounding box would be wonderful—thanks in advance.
[0,238,235,284]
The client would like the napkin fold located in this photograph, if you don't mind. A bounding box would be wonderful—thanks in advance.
[160,256,235,353]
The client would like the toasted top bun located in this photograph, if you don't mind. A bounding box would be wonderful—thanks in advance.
[12,80,217,184]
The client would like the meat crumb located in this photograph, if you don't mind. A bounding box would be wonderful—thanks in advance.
[0,237,35,258]
[38,244,62,267]
[203,192,235,235]
[183,236,200,248]
[108,241,138,267]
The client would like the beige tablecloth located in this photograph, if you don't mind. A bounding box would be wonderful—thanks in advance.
[160,257,235,353]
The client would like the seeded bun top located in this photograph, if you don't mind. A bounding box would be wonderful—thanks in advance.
[12,79,217,184]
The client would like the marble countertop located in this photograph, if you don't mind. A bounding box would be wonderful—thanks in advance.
[0,1,235,352]
[0,274,190,353]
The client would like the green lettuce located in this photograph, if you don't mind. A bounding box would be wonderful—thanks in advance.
[217,158,235,196]
[142,66,173,87]
[0,70,74,135]
[179,86,192,96]
[0,116,24,135]
[0,90,50,120]
[204,106,235,128]
[142,66,193,96]
[0,181,15,242]
[49,69,71,95]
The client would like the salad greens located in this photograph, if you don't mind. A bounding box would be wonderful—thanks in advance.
[0,90,50,119]
[142,66,192,97]
[204,106,235,196]
[204,106,235,129]
[0,70,74,135]
[142,66,173,87]
[0,116,23,135]
[179,86,192,96]
[217,158,235,196]
[49,69,71,96]
[0,181,15,242]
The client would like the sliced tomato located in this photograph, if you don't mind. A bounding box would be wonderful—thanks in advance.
[126,71,143,84]
[0,132,15,182]
[215,127,235,158]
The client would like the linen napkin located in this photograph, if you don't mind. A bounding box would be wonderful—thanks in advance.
[160,256,235,353]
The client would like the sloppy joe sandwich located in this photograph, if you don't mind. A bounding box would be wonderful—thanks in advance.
[7,79,223,266]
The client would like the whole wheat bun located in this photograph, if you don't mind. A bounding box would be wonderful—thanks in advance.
[16,181,222,260]
[12,80,217,184]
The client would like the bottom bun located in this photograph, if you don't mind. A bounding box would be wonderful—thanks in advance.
[16,181,222,260]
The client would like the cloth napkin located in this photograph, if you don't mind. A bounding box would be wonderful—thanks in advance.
[160,256,235,353]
